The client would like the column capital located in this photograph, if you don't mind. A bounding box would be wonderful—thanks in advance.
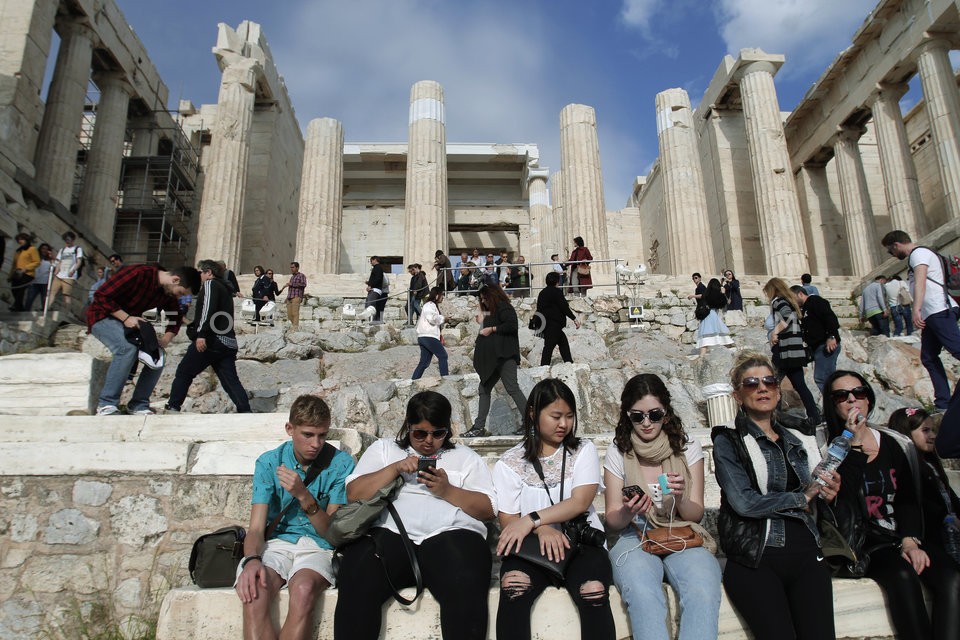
[914,35,953,59]
[527,168,550,184]
[832,124,867,146]
[92,71,134,97]
[55,17,96,42]
[868,82,909,106]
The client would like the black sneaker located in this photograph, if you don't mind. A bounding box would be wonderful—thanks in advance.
[461,427,489,438]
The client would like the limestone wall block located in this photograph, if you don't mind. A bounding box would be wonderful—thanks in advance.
[43,508,99,544]
[20,553,109,594]
[72,480,113,506]
[109,495,167,547]
[10,513,38,542]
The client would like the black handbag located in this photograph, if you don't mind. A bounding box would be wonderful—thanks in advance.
[695,303,710,321]
[189,444,335,588]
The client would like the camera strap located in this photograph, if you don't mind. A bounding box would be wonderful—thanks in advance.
[530,446,567,506]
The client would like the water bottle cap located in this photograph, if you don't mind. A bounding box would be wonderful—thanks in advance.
[841,430,853,438]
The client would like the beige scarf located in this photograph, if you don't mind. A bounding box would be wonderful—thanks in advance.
[623,431,717,553]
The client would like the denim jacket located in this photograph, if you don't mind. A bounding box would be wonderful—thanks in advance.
[712,414,822,566]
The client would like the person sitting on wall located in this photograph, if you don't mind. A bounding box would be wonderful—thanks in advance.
[236,394,355,640]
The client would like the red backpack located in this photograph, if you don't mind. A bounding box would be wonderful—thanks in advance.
[911,246,960,306]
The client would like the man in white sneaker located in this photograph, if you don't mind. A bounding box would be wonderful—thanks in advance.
[87,264,200,415]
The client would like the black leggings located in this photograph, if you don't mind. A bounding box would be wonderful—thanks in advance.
[865,543,960,639]
[723,549,835,640]
[781,366,821,423]
[540,325,572,366]
[497,545,615,640]
[334,528,491,640]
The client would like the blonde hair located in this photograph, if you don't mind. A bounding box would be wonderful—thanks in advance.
[763,277,801,317]
[729,351,775,388]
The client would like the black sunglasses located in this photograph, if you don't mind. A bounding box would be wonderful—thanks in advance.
[410,428,449,441]
[627,408,666,425]
[739,375,779,390]
[830,386,870,404]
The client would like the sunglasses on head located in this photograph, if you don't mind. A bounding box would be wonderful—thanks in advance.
[739,375,779,390]
[830,386,869,404]
[409,428,449,441]
[627,408,666,425]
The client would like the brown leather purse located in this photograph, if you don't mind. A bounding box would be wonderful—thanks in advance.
[640,524,703,555]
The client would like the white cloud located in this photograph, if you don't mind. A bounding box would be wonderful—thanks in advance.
[619,0,663,32]
[715,0,876,77]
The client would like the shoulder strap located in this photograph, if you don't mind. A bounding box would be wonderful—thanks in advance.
[265,443,336,538]
[372,503,424,606]
[529,447,567,506]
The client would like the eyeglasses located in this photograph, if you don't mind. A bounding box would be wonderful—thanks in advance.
[830,386,870,404]
[627,408,666,425]
[410,428,449,441]
[739,375,779,390]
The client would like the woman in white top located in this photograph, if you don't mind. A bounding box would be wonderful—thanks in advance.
[412,286,448,379]
[333,391,496,640]
[493,378,615,640]
[604,373,721,640]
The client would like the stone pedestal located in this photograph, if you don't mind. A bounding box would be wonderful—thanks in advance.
[33,19,95,207]
[655,88,715,274]
[868,85,926,238]
[559,104,609,276]
[77,73,132,245]
[527,168,551,286]
[737,58,808,275]
[297,118,344,276]
[833,127,880,275]
[195,58,259,266]
[916,37,960,222]
[403,81,448,266]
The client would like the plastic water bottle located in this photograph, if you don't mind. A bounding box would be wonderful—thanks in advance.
[945,515,960,564]
[811,429,853,486]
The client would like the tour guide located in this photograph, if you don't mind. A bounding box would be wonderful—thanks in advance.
[87,264,200,416]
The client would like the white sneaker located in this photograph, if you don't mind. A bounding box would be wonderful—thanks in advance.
[96,405,120,416]
[130,407,156,416]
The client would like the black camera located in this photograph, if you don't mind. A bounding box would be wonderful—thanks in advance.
[562,513,605,547]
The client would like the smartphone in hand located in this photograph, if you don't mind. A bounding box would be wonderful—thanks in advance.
[622,485,646,500]
[418,456,438,474]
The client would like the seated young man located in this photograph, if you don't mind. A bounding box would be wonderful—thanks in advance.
[235,395,355,640]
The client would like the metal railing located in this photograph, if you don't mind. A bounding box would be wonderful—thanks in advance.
[430,258,627,298]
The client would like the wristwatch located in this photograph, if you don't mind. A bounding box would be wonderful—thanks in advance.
[304,501,320,516]
[528,511,541,528]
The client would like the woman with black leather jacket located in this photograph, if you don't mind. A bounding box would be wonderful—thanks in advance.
[712,351,841,640]
[826,370,960,639]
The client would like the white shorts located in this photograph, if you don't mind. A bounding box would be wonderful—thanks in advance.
[234,537,336,587]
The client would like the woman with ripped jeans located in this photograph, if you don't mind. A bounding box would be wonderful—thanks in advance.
[492,378,615,640]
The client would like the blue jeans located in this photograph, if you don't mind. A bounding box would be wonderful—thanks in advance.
[867,313,889,336]
[610,531,721,640]
[411,337,448,379]
[91,318,163,412]
[921,306,960,410]
[811,342,841,393]
[898,304,915,336]
[890,305,904,336]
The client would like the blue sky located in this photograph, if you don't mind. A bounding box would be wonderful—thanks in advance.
[115,0,882,208]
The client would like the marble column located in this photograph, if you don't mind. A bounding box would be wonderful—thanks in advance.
[34,19,95,207]
[655,88,716,275]
[527,168,551,284]
[195,58,259,267]
[549,170,567,261]
[833,126,881,275]
[559,104,609,277]
[737,61,809,275]
[403,80,448,266]
[795,162,850,275]
[916,37,960,222]
[77,72,132,245]
[297,117,344,275]
[868,84,926,238]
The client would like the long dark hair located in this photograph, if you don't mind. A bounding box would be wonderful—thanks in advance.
[822,370,876,439]
[426,286,445,305]
[704,278,727,309]
[521,378,580,463]
[614,374,687,454]
[478,282,510,313]
[395,391,456,451]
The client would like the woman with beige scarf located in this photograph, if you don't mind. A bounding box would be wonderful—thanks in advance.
[603,373,720,640]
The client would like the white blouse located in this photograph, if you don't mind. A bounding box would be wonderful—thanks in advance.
[345,439,496,544]
[492,439,603,533]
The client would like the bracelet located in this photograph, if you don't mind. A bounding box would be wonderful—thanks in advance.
[239,555,262,569]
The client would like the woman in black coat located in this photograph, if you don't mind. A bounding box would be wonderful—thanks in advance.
[462,284,527,437]
[534,271,579,366]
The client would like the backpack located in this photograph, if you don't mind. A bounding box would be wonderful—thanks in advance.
[380,271,390,294]
[911,246,960,306]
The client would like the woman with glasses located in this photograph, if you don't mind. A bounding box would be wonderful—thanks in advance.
[604,374,721,640]
[334,391,496,640]
[712,351,841,640]
[763,277,821,425]
[493,378,615,640]
[825,371,960,639]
